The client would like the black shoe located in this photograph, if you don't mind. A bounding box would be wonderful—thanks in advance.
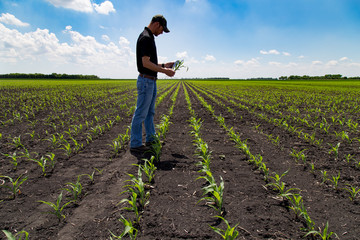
[130,145,150,153]
[145,141,154,147]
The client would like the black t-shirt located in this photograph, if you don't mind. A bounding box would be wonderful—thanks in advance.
[136,27,158,78]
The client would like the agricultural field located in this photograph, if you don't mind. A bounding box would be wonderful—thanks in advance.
[1,79,360,239]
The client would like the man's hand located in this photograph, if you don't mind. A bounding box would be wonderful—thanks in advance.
[163,68,175,77]
[164,62,175,68]
[142,57,175,77]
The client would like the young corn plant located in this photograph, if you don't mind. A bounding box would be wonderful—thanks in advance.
[2,230,29,240]
[79,171,96,185]
[288,194,304,218]
[62,176,83,203]
[328,142,340,160]
[61,142,72,158]
[343,184,360,201]
[38,192,73,221]
[290,149,307,164]
[157,114,171,141]
[329,172,340,191]
[121,166,150,211]
[305,221,338,240]
[172,59,189,71]
[109,215,138,240]
[197,172,225,216]
[117,191,140,224]
[2,152,19,170]
[10,136,24,149]
[320,170,328,184]
[135,156,157,184]
[109,127,131,156]
[147,135,162,162]
[0,175,28,199]
[29,156,47,176]
[209,216,239,240]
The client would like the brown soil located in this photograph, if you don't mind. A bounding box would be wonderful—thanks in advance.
[1,81,359,239]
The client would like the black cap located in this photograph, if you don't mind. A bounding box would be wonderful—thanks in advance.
[152,15,170,33]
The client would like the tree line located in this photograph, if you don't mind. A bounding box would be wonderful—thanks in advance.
[0,73,100,79]
[279,74,360,80]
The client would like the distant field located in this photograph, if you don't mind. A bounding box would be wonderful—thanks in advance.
[1,79,359,239]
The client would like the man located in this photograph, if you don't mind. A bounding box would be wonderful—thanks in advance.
[130,15,175,153]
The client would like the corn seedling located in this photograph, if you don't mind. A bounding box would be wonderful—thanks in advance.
[29,156,47,176]
[118,191,140,223]
[135,156,157,184]
[320,170,328,184]
[345,154,354,163]
[329,172,340,190]
[288,195,304,217]
[209,216,239,240]
[305,221,338,240]
[79,171,95,184]
[61,142,72,158]
[172,59,189,71]
[198,173,225,215]
[121,167,150,211]
[0,175,28,199]
[62,177,83,203]
[10,136,24,149]
[38,192,73,220]
[259,162,270,182]
[147,135,162,162]
[45,153,56,169]
[300,207,315,232]
[109,215,138,240]
[309,162,316,175]
[290,149,307,164]
[157,114,171,140]
[47,134,58,148]
[2,152,19,170]
[2,230,29,240]
[266,180,299,200]
[343,184,360,201]
[328,142,340,160]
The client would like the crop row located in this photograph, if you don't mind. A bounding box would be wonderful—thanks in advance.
[187,82,360,199]
[184,82,338,239]
[0,80,179,239]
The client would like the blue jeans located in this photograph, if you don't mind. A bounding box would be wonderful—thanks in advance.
[130,75,157,148]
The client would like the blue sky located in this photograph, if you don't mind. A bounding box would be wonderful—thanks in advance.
[1,0,360,79]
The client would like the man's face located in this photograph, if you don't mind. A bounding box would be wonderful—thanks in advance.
[154,22,164,36]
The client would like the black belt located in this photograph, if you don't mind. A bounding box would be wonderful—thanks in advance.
[139,73,157,80]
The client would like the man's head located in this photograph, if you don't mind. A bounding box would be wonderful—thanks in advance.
[149,15,169,36]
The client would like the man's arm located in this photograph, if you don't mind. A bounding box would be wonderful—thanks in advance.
[142,56,175,77]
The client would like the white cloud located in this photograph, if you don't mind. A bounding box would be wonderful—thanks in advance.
[204,54,216,62]
[102,35,110,42]
[176,51,188,59]
[0,23,135,77]
[46,0,93,12]
[93,1,115,15]
[234,58,260,67]
[46,0,115,14]
[119,36,130,46]
[282,52,291,56]
[298,55,305,59]
[269,61,281,66]
[0,13,29,27]
[234,60,244,65]
[327,60,338,66]
[260,49,280,55]
[312,60,323,65]
[340,57,349,62]
[286,62,298,67]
